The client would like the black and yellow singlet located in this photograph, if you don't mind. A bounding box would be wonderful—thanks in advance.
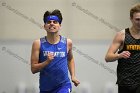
[117,28,140,88]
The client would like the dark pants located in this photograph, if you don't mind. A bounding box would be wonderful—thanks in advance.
[118,85,140,93]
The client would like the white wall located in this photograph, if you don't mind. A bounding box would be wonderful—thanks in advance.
[0,40,118,93]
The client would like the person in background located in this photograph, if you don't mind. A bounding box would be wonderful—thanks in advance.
[105,3,140,93]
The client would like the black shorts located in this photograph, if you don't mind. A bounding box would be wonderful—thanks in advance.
[118,85,140,93]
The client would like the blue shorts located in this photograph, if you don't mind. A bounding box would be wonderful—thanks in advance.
[40,83,72,93]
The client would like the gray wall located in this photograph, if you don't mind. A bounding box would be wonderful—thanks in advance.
[0,0,139,93]
[0,0,138,40]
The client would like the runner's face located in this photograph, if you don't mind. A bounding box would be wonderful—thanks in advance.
[131,12,140,30]
[44,20,61,33]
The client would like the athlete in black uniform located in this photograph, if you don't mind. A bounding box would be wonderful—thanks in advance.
[105,3,140,93]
